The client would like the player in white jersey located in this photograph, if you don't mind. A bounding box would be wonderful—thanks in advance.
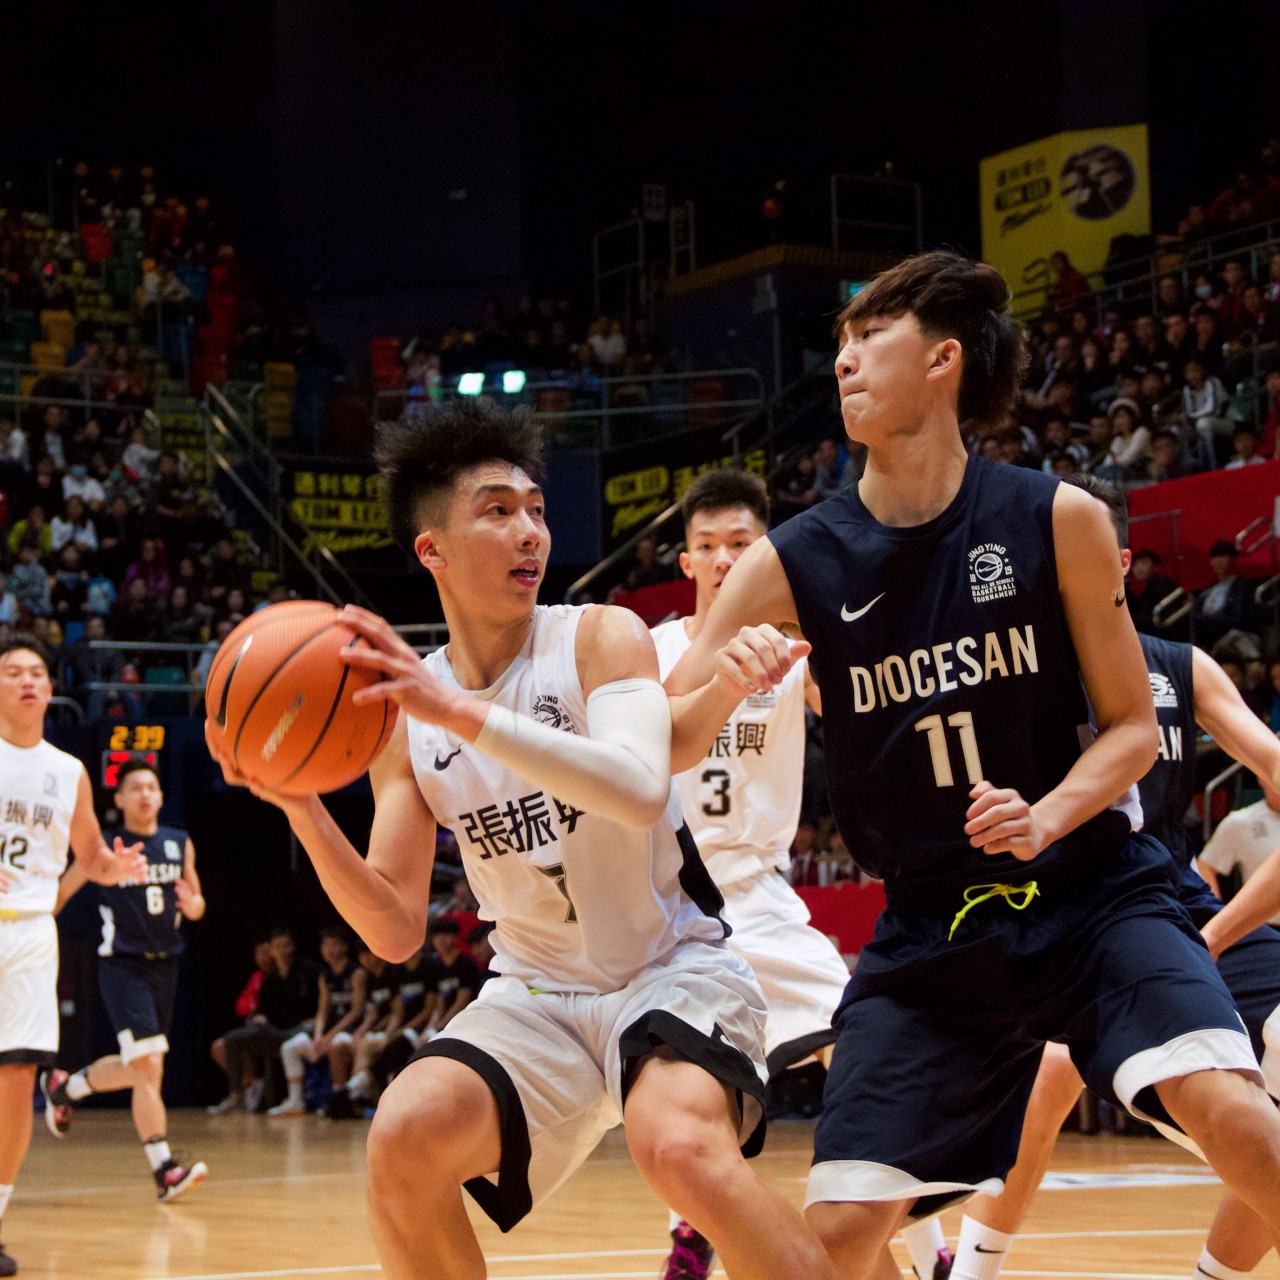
[652,470,953,1280]
[206,399,838,1280]
[0,634,146,1277]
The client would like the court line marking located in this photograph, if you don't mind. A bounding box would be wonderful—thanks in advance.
[151,1271,1191,1280]
[13,1171,365,1200]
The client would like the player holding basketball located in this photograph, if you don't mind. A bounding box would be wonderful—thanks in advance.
[43,760,207,1201]
[651,468,952,1280]
[951,474,1280,1280]
[206,399,838,1280]
[666,251,1280,1279]
[0,634,147,1275]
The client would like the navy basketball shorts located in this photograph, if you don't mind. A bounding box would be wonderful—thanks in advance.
[1180,865,1280,1096]
[807,853,1260,1220]
[98,956,180,1064]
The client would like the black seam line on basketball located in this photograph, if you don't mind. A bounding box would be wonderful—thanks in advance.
[279,635,363,787]
[213,636,254,731]
[231,621,336,770]
[351,691,392,780]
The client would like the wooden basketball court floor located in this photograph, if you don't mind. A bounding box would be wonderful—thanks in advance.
[10,1112,1280,1279]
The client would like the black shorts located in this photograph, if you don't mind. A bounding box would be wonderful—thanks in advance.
[98,955,179,1063]
[1179,864,1280,1079]
[808,836,1259,1219]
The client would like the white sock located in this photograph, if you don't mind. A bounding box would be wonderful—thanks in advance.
[668,1209,683,1233]
[346,1070,370,1096]
[66,1069,93,1101]
[286,1078,303,1104]
[0,1183,13,1220]
[902,1217,949,1277]
[142,1136,171,1172]
[1194,1248,1253,1280]
[953,1217,1013,1280]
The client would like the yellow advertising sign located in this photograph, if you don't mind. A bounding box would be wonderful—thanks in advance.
[980,124,1150,313]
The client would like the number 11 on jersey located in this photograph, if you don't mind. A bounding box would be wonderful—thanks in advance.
[915,711,983,787]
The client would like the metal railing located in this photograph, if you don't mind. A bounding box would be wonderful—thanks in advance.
[1203,725,1280,841]
[1012,216,1280,323]
[376,367,768,452]
[564,365,837,604]
[200,387,375,610]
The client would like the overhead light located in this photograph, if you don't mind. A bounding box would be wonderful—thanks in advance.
[502,370,527,394]
[457,372,484,395]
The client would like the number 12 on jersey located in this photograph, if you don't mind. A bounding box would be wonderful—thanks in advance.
[915,711,983,787]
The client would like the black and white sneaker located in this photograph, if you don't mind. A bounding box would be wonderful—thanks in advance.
[155,1158,208,1203]
[39,1069,74,1138]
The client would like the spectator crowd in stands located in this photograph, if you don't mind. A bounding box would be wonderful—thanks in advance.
[207,887,496,1118]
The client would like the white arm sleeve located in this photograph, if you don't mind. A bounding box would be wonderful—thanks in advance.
[473,677,671,831]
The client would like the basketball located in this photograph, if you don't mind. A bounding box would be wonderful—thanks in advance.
[204,600,398,795]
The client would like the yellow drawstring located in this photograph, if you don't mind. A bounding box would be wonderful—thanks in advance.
[948,881,1040,941]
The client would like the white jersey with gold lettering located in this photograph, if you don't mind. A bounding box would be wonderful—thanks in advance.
[0,736,84,915]
[652,616,807,888]
[407,604,726,995]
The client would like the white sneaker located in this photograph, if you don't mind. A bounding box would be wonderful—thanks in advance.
[267,1097,306,1116]
[206,1096,240,1116]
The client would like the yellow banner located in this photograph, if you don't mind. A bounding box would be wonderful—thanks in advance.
[980,124,1150,313]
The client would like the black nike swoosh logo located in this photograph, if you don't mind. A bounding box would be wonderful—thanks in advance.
[974,1244,1005,1254]
[434,747,463,771]
[1112,589,1125,607]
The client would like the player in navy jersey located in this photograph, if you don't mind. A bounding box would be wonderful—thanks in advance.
[954,474,1280,1280]
[667,251,1280,1278]
[0,635,147,1275]
[206,398,838,1280]
[42,760,207,1202]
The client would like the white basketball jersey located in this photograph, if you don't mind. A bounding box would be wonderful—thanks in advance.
[651,617,807,887]
[0,737,84,914]
[408,604,726,995]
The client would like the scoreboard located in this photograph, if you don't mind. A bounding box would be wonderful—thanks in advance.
[100,723,166,789]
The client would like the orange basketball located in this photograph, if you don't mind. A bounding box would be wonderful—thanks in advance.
[205,600,398,795]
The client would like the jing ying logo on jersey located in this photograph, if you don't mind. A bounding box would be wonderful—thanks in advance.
[1148,672,1179,708]
[968,543,1017,604]
[532,694,579,734]
[164,839,182,861]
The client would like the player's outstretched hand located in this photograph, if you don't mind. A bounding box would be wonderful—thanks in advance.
[99,835,150,886]
[338,605,468,729]
[965,781,1046,861]
[714,625,811,697]
[204,718,310,814]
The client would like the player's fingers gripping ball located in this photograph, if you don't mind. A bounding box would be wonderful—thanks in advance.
[204,600,398,795]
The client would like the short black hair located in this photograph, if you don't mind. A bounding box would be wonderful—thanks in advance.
[376,398,546,547]
[320,924,351,945]
[1210,539,1238,558]
[0,633,51,674]
[834,250,1028,428]
[1062,472,1128,548]
[115,759,160,790]
[429,917,461,937]
[467,922,495,946]
[680,469,769,532]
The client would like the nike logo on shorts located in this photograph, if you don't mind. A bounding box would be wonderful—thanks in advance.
[434,747,463,770]
[841,593,885,622]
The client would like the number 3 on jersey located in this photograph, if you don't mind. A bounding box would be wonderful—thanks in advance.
[700,768,731,817]
[915,711,983,787]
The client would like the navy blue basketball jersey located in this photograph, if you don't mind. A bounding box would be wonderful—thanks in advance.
[1137,633,1196,872]
[770,456,1135,903]
[97,826,188,958]
[321,960,360,1025]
